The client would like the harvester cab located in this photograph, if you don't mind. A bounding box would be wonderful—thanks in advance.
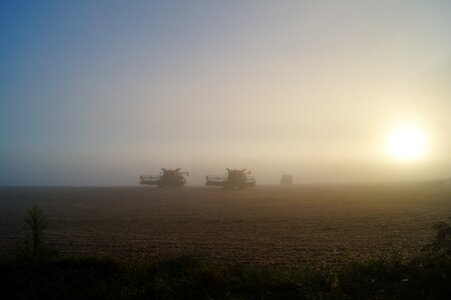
[140,168,189,188]
[206,168,256,189]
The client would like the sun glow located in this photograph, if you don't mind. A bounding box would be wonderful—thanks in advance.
[387,126,427,161]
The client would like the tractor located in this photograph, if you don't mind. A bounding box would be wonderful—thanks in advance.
[206,168,256,189]
[140,168,189,188]
[280,175,293,185]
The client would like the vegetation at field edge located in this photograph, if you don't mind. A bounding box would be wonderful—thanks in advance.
[0,206,450,299]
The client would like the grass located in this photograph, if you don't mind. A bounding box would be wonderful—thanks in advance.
[0,254,450,299]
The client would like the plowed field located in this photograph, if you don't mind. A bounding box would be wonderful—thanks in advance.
[1,183,450,268]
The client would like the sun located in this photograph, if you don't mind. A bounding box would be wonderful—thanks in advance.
[387,126,426,160]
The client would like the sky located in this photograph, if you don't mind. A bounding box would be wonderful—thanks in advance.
[1,0,451,186]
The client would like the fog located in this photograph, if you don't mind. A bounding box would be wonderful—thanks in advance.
[1,1,451,185]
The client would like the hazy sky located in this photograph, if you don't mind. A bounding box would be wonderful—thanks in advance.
[1,0,451,185]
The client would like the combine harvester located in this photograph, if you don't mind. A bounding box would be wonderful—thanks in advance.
[140,168,189,188]
[206,168,256,189]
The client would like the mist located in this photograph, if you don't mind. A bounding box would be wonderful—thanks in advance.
[1,0,451,186]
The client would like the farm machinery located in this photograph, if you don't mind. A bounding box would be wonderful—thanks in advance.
[140,168,189,188]
[280,175,293,185]
[206,168,256,189]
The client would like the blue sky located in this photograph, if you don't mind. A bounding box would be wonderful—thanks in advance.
[1,1,451,185]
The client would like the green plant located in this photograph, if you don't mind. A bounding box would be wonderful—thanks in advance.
[19,204,57,262]
[423,217,451,258]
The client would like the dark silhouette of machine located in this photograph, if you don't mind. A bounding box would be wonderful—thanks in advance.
[280,175,293,185]
[140,168,189,188]
[206,168,256,189]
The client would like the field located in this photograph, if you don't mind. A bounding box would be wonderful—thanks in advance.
[1,183,450,269]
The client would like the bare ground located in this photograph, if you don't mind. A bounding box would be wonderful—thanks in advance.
[1,183,450,269]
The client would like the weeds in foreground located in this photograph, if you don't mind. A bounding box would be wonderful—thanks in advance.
[3,209,451,299]
[17,204,58,262]
[422,217,451,258]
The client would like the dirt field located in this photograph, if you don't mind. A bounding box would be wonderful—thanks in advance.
[1,183,450,268]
